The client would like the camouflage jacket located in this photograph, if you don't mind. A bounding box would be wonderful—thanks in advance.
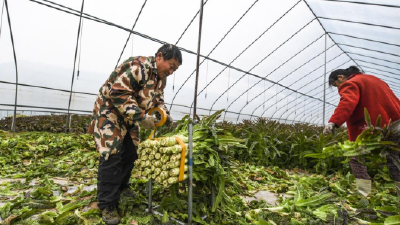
[88,56,168,159]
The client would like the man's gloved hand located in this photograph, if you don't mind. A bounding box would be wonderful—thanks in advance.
[323,122,336,135]
[138,115,157,130]
[165,115,173,126]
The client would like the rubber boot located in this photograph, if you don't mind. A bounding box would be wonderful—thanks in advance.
[395,181,400,198]
[102,205,121,225]
[355,179,371,197]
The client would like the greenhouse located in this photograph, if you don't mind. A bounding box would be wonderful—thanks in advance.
[1,0,400,224]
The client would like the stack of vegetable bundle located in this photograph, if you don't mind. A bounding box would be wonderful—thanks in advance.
[134,135,189,187]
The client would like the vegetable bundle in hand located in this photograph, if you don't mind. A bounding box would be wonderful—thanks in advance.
[134,135,189,187]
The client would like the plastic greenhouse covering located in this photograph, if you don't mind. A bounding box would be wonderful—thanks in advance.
[0,0,399,124]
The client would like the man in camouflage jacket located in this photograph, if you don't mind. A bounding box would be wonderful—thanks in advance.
[88,44,182,225]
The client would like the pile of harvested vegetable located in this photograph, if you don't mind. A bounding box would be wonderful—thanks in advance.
[0,110,399,224]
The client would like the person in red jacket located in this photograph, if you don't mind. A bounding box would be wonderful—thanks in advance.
[323,65,400,197]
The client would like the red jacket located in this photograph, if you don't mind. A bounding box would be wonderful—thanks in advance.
[329,74,400,141]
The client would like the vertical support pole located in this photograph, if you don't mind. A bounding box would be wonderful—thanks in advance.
[4,0,18,136]
[148,179,152,213]
[192,0,204,119]
[188,123,194,224]
[322,33,327,125]
[66,0,84,132]
[188,0,204,224]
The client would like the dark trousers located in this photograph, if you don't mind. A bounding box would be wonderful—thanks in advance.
[97,134,138,210]
[350,151,400,181]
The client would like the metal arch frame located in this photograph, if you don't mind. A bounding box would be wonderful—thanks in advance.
[360,65,400,77]
[175,0,209,45]
[347,52,400,66]
[318,17,400,31]
[0,80,97,96]
[311,105,335,125]
[303,0,364,122]
[27,0,305,116]
[336,43,400,58]
[252,47,341,119]
[318,0,400,8]
[273,83,337,123]
[303,99,336,123]
[252,50,339,120]
[315,105,335,125]
[279,60,352,123]
[4,0,18,135]
[233,0,368,123]
[283,86,336,123]
[223,33,326,120]
[170,0,299,112]
[371,72,400,88]
[206,18,318,115]
[354,59,400,74]
[12,0,400,124]
[328,32,400,49]
[248,49,341,121]
[114,0,148,69]
[169,0,260,112]
[303,0,364,73]
[291,91,337,123]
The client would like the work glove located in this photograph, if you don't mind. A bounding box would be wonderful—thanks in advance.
[165,115,173,126]
[323,122,336,135]
[138,115,157,130]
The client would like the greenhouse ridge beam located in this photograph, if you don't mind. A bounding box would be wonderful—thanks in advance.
[318,17,400,31]
[206,17,318,114]
[356,60,400,75]
[347,52,400,66]
[319,0,400,9]
[337,43,400,58]
[4,0,18,135]
[114,0,147,69]
[328,32,400,48]
[362,65,400,77]
[373,72,400,89]
[175,0,209,45]
[66,0,84,131]
[170,0,279,111]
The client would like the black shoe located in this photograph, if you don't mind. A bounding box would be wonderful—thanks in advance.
[121,187,137,198]
[102,205,120,225]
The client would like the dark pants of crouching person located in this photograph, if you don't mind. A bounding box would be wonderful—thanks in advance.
[97,134,138,210]
[350,152,400,182]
